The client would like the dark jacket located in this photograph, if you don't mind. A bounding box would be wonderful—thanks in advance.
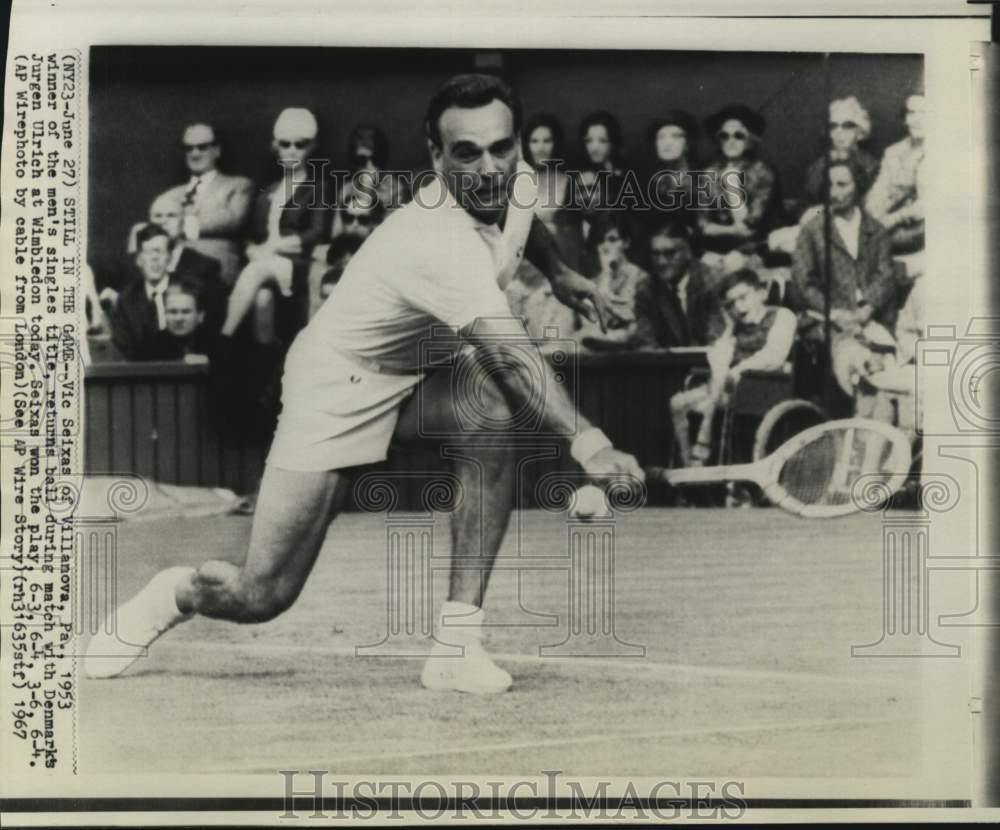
[633,261,725,348]
[249,179,332,292]
[111,279,163,361]
[792,208,897,328]
[169,247,226,335]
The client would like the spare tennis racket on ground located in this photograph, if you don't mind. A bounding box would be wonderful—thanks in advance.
[647,418,912,518]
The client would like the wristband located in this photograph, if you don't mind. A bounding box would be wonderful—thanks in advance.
[570,428,612,465]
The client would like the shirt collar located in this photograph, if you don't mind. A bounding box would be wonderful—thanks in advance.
[189,168,218,187]
[144,277,168,299]
[834,206,862,226]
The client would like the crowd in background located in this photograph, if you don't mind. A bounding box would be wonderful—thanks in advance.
[84,86,927,443]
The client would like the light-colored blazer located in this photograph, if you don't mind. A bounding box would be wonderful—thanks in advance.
[164,172,254,285]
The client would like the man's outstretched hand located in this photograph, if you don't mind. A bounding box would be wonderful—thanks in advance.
[582,447,646,490]
[549,267,631,333]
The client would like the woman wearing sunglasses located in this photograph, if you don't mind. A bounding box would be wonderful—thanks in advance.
[220,107,331,346]
[331,124,408,239]
[800,96,880,215]
[696,103,781,256]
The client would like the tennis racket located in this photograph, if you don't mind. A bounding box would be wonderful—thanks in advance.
[646,418,912,518]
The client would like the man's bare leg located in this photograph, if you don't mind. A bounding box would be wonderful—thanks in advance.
[84,466,351,677]
[175,467,351,620]
[393,359,517,693]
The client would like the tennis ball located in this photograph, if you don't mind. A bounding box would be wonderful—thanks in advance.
[569,484,610,520]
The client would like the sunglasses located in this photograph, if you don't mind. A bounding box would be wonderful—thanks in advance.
[277,139,312,150]
[182,141,216,152]
[343,213,374,227]
[829,121,859,130]
[717,130,747,142]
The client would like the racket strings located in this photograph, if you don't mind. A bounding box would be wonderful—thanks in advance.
[778,427,895,507]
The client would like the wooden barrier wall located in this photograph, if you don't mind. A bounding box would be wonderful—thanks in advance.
[84,352,705,507]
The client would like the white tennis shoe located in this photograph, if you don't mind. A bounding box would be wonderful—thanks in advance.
[84,566,195,679]
[420,603,512,694]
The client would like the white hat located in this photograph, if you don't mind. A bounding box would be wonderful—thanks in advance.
[273,108,318,140]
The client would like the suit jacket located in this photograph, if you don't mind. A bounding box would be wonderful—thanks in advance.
[633,261,725,349]
[147,327,217,362]
[791,208,897,328]
[249,179,332,290]
[111,279,163,361]
[165,172,254,284]
[169,247,226,336]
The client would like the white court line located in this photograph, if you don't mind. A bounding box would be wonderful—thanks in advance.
[161,639,905,687]
[200,715,909,774]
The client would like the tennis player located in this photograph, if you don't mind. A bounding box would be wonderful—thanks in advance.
[86,74,644,694]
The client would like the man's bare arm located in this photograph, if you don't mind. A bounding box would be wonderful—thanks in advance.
[519,216,615,331]
[460,316,644,483]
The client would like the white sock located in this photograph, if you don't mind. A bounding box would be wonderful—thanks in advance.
[438,601,483,641]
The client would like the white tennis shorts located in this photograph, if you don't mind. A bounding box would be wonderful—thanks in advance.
[267,332,424,472]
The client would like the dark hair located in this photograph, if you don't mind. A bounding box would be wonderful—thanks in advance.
[578,110,624,169]
[718,268,762,299]
[165,279,205,312]
[521,113,565,168]
[827,156,872,196]
[586,211,633,252]
[646,110,699,154]
[326,233,364,266]
[347,124,389,170]
[136,223,172,249]
[424,73,522,148]
[339,195,386,225]
[648,219,693,246]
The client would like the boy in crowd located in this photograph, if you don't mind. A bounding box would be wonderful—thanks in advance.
[670,268,797,466]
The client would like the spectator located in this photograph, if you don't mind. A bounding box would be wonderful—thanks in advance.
[318,266,344,304]
[634,221,725,349]
[335,195,385,242]
[576,212,647,352]
[801,96,880,213]
[332,124,409,238]
[111,224,174,360]
[697,103,782,256]
[670,268,797,465]
[222,107,331,345]
[644,110,700,231]
[572,111,628,241]
[308,235,362,317]
[149,282,215,362]
[120,192,227,336]
[504,271,577,345]
[326,233,363,270]
[521,113,582,270]
[161,122,254,286]
[792,157,897,400]
[866,93,926,256]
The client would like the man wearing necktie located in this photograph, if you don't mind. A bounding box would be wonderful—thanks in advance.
[161,122,254,286]
[110,224,174,360]
[633,220,725,349]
